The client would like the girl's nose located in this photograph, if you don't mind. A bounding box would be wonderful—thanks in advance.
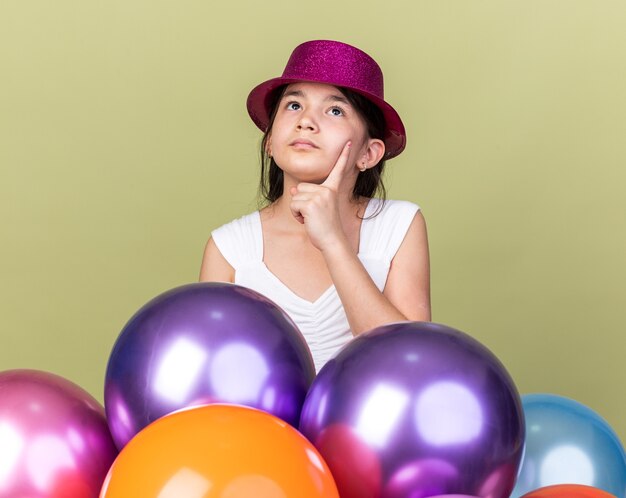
[296,113,317,131]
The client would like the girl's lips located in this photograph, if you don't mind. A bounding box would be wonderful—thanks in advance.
[290,140,319,149]
[291,143,317,150]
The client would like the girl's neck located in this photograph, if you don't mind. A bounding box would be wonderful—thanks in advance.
[265,188,368,233]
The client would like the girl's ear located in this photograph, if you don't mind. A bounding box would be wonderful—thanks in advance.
[363,138,385,168]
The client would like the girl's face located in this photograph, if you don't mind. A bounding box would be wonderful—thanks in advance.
[267,82,375,184]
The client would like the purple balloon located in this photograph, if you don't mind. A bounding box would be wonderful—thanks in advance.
[105,282,315,449]
[428,496,482,498]
[384,458,459,498]
[299,322,524,498]
[0,369,118,498]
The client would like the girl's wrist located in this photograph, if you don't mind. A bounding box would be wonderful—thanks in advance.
[319,234,352,259]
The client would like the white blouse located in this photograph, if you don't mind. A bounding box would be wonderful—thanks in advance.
[211,197,420,372]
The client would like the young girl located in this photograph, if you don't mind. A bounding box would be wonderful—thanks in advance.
[199,40,431,372]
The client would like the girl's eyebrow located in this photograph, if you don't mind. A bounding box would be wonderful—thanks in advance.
[282,89,350,105]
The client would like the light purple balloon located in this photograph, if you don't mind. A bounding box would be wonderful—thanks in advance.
[0,369,118,498]
[427,495,481,498]
[299,322,525,498]
[384,458,459,498]
[105,282,315,449]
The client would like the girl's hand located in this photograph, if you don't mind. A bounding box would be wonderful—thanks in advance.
[289,141,354,252]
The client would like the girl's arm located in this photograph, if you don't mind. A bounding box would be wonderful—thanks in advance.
[321,210,431,336]
[289,141,431,335]
[198,238,235,283]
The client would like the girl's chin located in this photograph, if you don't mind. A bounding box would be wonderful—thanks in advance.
[278,165,332,184]
[287,175,326,185]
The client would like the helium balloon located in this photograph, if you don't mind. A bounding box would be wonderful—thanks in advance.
[105,282,315,449]
[511,394,626,498]
[0,369,118,498]
[427,495,481,498]
[520,484,618,498]
[100,404,339,498]
[299,322,524,498]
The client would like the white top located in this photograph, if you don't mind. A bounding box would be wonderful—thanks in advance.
[211,198,420,372]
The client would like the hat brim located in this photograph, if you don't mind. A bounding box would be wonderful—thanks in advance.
[246,77,406,160]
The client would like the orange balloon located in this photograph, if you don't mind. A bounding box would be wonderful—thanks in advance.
[100,404,339,498]
[521,484,617,498]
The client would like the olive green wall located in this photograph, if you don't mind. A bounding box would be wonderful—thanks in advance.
[1,1,624,442]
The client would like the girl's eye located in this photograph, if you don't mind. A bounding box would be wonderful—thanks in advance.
[283,101,344,116]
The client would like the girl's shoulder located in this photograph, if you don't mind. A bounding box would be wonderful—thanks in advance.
[210,210,263,268]
[213,210,260,232]
[366,197,421,219]
[361,198,421,259]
